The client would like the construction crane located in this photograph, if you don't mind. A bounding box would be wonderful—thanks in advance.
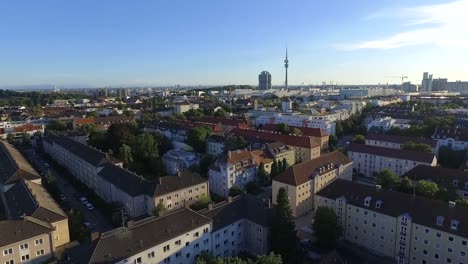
[386,75,408,84]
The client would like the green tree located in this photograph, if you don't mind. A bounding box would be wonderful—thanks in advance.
[123,110,135,118]
[86,111,100,118]
[438,146,465,169]
[132,133,158,160]
[292,127,302,136]
[352,134,365,144]
[185,109,205,121]
[335,120,344,137]
[376,169,399,189]
[276,123,290,134]
[270,160,279,179]
[118,144,133,166]
[153,201,166,217]
[416,180,439,198]
[6,133,14,142]
[257,162,269,184]
[398,176,414,193]
[224,136,247,151]
[228,185,243,197]
[199,155,215,177]
[255,253,282,264]
[281,158,287,172]
[187,126,213,153]
[270,188,299,264]
[214,108,228,117]
[313,206,342,249]
[47,120,68,131]
[455,198,468,207]
[329,134,339,149]
[79,123,97,135]
[402,142,433,153]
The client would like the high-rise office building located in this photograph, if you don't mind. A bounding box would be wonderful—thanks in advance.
[422,72,433,91]
[258,71,272,90]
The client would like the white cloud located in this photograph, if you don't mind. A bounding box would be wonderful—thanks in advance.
[337,0,468,50]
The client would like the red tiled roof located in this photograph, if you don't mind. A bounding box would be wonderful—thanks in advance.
[12,124,43,133]
[230,128,320,149]
[199,117,250,128]
[75,117,96,126]
[259,124,328,138]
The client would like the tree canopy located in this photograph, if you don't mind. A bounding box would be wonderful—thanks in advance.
[187,126,213,153]
[352,134,365,144]
[376,169,399,189]
[313,207,342,249]
[401,142,433,153]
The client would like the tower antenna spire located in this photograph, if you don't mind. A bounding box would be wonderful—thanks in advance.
[284,45,289,90]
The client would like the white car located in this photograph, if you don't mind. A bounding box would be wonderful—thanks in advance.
[80,197,88,205]
[86,203,95,211]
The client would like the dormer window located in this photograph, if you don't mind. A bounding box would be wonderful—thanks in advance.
[436,216,445,226]
[401,216,408,224]
[376,200,382,208]
[451,220,460,231]
[364,196,372,207]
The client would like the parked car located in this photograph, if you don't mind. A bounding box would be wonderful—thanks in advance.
[80,197,88,205]
[86,203,95,211]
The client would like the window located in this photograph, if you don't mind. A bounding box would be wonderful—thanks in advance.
[163,257,170,263]
[437,232,441,237]
[135,257,142,264]
[176,252,182,258]
[203,228,209,233]
[449,236,454,241]
[5,260,14,264]
[423,250,428,255]
[446,258,451,263]
[451,220,460,230]
[3,248,13,256]
[194,243,199,249]
[194,232,199,238]
[434,254,439,259]
[19,243,28,250]
[21,255,30,261]
[35,239,43,245]
[36,249,45,256]
[163,244,170,252]
[461,251,466,257]
[186,242,189,246]
[148,251,155,259]
[186,253,191,258]
[448,248,453,253]
[175,240,181,246]
[424,240,428,245]
[463,241,467,246]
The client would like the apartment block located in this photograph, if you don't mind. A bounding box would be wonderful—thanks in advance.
[230,128,321,163]
[365,133,438,152]
[315,179,468,264]
[348,143,437,177]
[43,133,209,218]
[206,135,225,157]
[255,113,336,135]
[89,195,271,264]
[162,149,199,175]
[259,123,329,150]
[272,151,352,217]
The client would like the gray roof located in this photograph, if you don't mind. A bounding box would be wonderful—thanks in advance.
[98,163,156,197]
[89,208,211,264]
[0,141,41,184]
[0,217,54,247]
[348,143,436,163]
[45,133,108,167]
[4,179,67,223]
[154,171,207,197]
[201,195,272,232]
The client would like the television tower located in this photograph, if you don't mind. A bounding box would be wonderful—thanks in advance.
[284,47,289,89]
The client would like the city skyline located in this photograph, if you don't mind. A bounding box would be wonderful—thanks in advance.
[1,0,467,88]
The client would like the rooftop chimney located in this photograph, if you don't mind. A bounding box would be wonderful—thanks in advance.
[449,201,456,208]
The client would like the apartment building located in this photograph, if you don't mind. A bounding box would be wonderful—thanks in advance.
[208,149,273,198]
[0,141,70,263]
[89,195,271,264]
[43,134,209,218]
[348,144,437,177]
[272,151,353,217]
[162,149,200,175]
[206,135,225,157]
[315,179,468,264]
[230,128,321,163]
[433,126,468,151]
[0,123,44,140]
[406,165,468,199]
[174,103,199,113]
[365,134,438,152]
[255,113,336,135]
[265,142,295,168]
[259,123,329,150]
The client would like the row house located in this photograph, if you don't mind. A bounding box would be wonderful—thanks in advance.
[230,128,321,163]
[89,195,271,264]
[316,179,468,264]
[365,133,438,153]
[348,143,437,178]
[433,126,468,151]
[272,151,353,217]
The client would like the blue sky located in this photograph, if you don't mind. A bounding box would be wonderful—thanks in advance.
[0,0,467,88]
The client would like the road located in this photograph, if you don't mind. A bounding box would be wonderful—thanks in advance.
[25,148,112,233]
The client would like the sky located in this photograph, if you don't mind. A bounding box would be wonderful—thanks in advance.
[0,0,467,88]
